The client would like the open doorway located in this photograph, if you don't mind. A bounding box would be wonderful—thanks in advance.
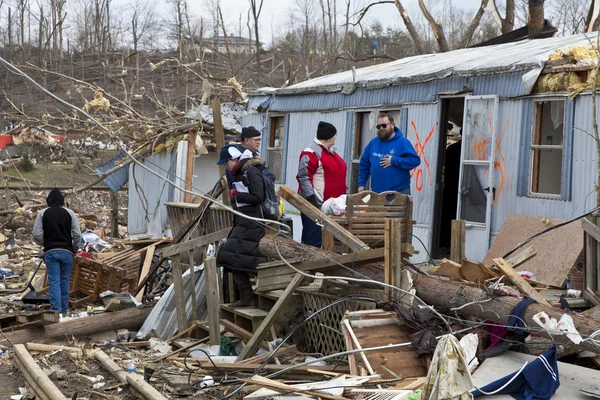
[431,97,464,259]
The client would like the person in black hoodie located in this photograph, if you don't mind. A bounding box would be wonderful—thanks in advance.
[33,188,82,315]
[216,147,266,307]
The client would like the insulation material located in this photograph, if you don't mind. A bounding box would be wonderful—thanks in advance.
[83,91,111,112]
[548,45,598,64]
[533,72,581,93]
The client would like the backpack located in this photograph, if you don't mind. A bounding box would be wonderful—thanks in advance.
[259,173,283,221]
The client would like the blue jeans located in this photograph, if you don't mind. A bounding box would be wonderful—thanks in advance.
[44,250,73,313]
[301,213,322,248]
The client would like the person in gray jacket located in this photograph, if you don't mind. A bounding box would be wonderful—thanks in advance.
[33,188,81,315]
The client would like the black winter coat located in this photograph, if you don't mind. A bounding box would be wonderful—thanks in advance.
[217,157,266,273]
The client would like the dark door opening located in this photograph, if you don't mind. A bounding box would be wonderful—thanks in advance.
[431,97,464,259]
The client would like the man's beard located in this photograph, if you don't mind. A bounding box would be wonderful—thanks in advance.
[378,130,393,140]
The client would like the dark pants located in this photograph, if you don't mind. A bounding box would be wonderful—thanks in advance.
[301,213,322,248]
[232,271,252,290]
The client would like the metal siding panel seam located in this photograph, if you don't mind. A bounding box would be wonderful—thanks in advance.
[517,100,532,197]
[562,98,576,201]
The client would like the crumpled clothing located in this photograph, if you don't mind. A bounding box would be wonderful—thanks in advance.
[379,300,439,356]
[422,334,474,400]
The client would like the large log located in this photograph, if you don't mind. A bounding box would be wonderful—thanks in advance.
[413,274,600,355]
[0,306,153,347]
[259,234,384,282]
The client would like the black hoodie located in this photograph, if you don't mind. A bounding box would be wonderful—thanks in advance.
[32,188,82,253]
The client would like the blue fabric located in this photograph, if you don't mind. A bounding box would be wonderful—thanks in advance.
[301,213,322,248]
[508,298,538,336]
[472,346,560,399]
[44,250,73,313]
[358,126,421,193]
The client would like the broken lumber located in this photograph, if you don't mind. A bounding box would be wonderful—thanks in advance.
[93,349,169,400]
[25,343,83,357]
[0,306,153,347]
[429,259,463,280]
[492,257,551,306]
[413,274,600,354]
[278,185,369,252]
[505,246,536,268]
[13,344,68,400]
[259,234,384,283]
[240,375,350,400]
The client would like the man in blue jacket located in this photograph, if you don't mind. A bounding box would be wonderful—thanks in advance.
[358,113,421,194]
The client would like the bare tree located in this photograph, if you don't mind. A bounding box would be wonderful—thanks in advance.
[129,0,158,80]
[490,0,516,33]
[249,0,264,72]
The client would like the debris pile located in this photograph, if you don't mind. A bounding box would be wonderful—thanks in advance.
[0,184,598,399]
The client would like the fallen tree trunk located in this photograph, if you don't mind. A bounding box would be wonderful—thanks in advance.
[0,305,153,347]
[413,274,600,355]
[258,234,384,282]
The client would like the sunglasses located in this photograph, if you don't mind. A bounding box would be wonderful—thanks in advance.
[376,123,389,129]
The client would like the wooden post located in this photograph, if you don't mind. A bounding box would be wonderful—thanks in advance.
[384,219,403,294]
[236,273,304,361]
[582,217,600,292]
[188,249,198,322]
[204,257,221,346]
[211,98,228,205]
[110,191,119,238]
[450,219,466,263]
[172,254,188,334]
[184,131,196,203]
[14,344,68,400]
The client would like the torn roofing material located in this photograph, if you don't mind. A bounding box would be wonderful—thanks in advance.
[251,33,596,97]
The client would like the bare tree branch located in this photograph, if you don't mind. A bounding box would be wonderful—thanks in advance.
[462,0,491,47]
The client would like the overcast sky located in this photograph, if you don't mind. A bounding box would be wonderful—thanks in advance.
[185,0,481,47]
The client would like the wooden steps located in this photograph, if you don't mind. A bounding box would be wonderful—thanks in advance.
[220,304,268,333]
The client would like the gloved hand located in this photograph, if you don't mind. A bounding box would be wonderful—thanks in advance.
[305,194,319,208]
[229,189,238,199]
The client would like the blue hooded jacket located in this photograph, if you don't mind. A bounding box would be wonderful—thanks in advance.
[358,126,421,193]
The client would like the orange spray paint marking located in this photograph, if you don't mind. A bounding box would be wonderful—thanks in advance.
[492,119,509,204]
[410,121,434,192]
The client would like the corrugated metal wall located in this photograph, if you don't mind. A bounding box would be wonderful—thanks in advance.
[490,96,597,241]
[128,150,178,236]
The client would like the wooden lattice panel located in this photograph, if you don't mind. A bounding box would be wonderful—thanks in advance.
[300,290,375,356]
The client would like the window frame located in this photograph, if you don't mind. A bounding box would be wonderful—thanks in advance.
[266,114,286,184]
[527,98,566,200]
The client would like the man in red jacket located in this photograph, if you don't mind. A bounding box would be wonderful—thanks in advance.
[297,121,347,247]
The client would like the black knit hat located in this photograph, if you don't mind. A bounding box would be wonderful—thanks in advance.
[240,126,261,141]
[317,121,336,140]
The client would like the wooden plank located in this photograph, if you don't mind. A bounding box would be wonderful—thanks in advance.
[450,219,466,263]
[582,217,600,243]
[136,245,156,302]
[239,344,297,365]
[14,344,68,400]
[219,319,270,351]
[162,228,231,257]
[586,233,598,293]
[384,219,402,293]
[184,131,196,203]
[278,185,369,253]
[182,359,349,374]
[483,214,583,287]
[492,257,551,306]
[212,98,228,205]
[172,254,188,334]
[237,274,304,361]
[240,375,350,400]
[204,257,221,346]
[505,246,536,269]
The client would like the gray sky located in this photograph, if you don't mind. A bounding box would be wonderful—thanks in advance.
[190,0,480,47]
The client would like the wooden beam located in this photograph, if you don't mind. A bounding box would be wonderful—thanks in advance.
[240,375,350,400]
[25,343,83,356]
[278,185,369,253]
[384,219,402,293]
[450,219,466,263]
[171,254,188,334]
[212,98,228,205]
[13,344,68,400]
[179,359,349,374]
[136,245,156,302]
[219,319,270,351]
[492,257,551,306]
[236,274,304,361]
[240,344,297,365]
[204,257,221,346]
[162,228,231,257]
[583,217,600,243]
[184,131,197,203]
[505,246,536,269]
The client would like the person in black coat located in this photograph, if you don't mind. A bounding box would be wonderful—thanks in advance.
[216,146,266,307]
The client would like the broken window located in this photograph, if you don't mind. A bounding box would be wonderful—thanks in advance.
[267,116,286,184]
[530,100,564,196]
